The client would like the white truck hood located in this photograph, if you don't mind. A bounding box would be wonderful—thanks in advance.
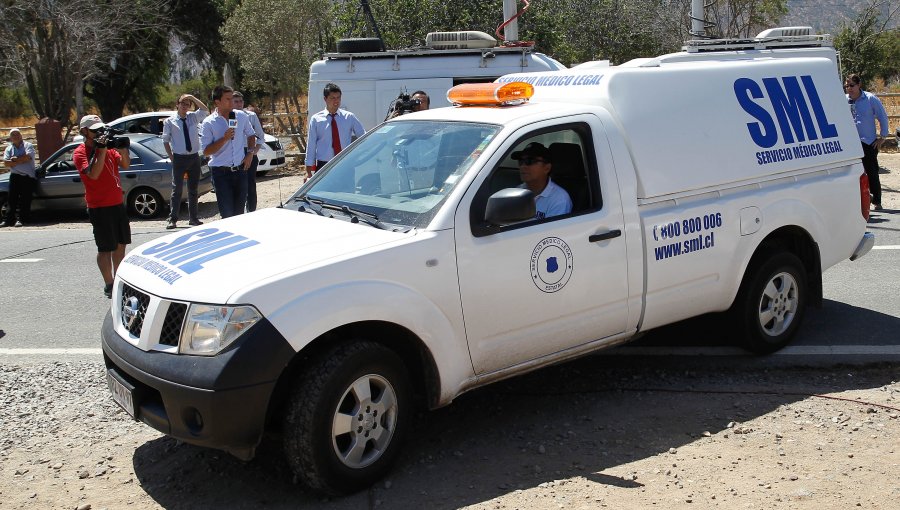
[117,208,407,303]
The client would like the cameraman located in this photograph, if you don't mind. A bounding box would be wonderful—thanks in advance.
[73,114,132,299]
[386,90,430,120]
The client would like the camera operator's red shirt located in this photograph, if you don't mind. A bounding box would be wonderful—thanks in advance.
[73,144,125,208]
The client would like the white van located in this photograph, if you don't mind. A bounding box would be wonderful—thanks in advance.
[103,28,874,495]
[308,31,567,129]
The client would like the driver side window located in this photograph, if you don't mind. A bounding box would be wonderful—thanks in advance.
[47,148,78,174]
[471,124,599,236]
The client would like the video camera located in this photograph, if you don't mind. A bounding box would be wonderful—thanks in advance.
[92,126,130,150]
[385,92,422,120]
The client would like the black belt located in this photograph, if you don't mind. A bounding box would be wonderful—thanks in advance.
[173,152,199,157]
[212,165,244,172]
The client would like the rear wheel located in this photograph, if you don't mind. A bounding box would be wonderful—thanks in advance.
[283,340,411,495]
[128,187,164,219]
[733,251,807,354]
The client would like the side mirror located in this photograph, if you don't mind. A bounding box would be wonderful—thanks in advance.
[485,188,535,225]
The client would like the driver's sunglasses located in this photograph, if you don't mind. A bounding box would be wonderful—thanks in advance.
[518,156,545,165]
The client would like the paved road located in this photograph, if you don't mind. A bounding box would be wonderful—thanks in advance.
[0,209,898,363]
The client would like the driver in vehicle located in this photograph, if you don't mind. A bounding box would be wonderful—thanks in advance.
[513,142,572,219]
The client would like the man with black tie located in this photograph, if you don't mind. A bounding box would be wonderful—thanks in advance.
[162,93,208,228]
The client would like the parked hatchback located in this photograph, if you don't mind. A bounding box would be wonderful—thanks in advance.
[0,134,213,220]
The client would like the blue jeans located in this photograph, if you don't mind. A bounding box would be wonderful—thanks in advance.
[211,166,247,218]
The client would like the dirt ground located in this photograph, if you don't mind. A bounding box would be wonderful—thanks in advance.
[1,358,898,510]
[1,155,898,510]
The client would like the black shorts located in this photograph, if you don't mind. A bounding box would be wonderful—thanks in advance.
[88,204,132,252]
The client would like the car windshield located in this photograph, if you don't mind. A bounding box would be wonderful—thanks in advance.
[138,137,168,159]
[289,120,500,229]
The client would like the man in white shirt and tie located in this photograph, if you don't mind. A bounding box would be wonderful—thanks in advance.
[162,93,208,228]
[304,83,365,179]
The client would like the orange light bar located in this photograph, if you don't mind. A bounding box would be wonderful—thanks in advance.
[447,82,534,106]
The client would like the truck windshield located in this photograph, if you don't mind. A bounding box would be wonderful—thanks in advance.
[290,121,500,229]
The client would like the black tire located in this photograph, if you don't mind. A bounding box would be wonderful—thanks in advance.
[733,251,808,354]
[336,37,385,53]
[0,194,8,219]
[283,340,411,495]
[128,187,165,219]
[256,170,269,177]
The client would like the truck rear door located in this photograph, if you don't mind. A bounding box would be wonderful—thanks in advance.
[454,117,629,374]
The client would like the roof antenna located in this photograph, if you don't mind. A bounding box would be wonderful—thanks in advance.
[496,0,534,47]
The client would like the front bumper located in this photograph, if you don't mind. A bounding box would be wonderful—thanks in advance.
[850,232,875,261]
[101,311,295,458]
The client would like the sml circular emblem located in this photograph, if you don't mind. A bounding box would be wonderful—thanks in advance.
[530,237,574,293]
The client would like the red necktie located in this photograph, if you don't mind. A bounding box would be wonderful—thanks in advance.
[330,114,341,157]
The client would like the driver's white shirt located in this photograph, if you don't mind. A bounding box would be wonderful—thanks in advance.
[521,179,572,219]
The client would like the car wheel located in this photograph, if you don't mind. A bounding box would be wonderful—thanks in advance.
[0,194,8,219]
[256,170,268,177]
[733,251,807,354]
[128,187,164,219]
[283,340,411,495]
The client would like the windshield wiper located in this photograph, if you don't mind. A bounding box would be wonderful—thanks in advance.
[340,205,391,230]
[297,196,392,230]
[294,195,326,216]
[316,200,388,230]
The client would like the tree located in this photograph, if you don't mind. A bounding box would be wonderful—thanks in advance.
[835,1,900,86]
[85,0,226,121]
[221,0,330,147]
[0,0,168,126]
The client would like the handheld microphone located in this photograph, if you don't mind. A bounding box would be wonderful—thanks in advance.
[228,111,237,129]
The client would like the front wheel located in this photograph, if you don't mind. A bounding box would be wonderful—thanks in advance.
[128,187,164,219]
[283,340,411,495]
[733,251,808,354]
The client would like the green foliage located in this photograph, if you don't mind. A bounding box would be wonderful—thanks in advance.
[221,0,329,97]
[0,87,30,119]
[158,71,222,108]
[835,2,899,86]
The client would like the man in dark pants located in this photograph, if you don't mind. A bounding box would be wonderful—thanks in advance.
[845,74,889,211]
[2,129,37,227]
[72,115,132,298]
[162,93,208,228]
[199,85,257,218]
[233,91,265,212]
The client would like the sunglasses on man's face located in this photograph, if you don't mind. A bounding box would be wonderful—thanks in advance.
[518,156,545,165]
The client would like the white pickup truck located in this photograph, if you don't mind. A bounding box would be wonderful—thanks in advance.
[101,30,874,494]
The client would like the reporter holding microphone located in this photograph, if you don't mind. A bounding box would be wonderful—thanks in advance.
[199,85,257,218]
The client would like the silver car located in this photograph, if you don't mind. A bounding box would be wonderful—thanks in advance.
[0,134,213,219]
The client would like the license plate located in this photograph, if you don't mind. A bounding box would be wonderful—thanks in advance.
[107,370,136,418]
[276,150,285,158]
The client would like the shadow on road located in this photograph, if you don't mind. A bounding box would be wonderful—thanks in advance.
[130,353,899,509]
[632,298,900,350]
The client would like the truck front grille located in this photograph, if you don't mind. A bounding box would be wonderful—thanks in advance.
[160,302,187,346]
[121,283,150,337]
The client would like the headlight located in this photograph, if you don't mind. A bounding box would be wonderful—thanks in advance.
[179,304,261,356]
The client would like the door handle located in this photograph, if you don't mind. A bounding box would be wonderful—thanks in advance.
[589,229,622,243]
[71,178,81,182]
[124,174,137,179]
